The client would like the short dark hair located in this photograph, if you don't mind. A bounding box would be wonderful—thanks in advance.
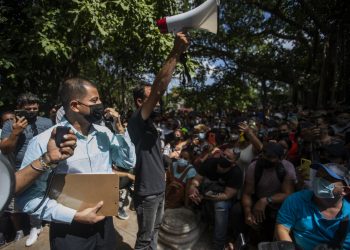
[17,93,40,107]
[59,77,96,112]
[132,81,152,106]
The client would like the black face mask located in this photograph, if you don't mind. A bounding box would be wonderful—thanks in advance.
[279,132,289,139]
[217,156,232,169]
[150,106,161,120]
[259,158,276,169]
[83,103,104,124]
[26,111,38,122]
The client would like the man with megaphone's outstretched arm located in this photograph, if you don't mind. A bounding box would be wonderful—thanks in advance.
[128,32,189,250]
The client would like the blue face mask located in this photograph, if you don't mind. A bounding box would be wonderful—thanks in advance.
[198,132,206,140]
[177,158,188,167]
[312,177,335,199]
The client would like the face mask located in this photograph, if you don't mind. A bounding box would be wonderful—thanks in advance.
[231,134,239,141]
[279,132,289,138]
[177,158,188,167]
[83,103,104,124]
[218,156,232,169]
[26,111,38,122]
[312,177,335,199]
[150,106,161,119]
[198,132,206,140]
[260,158,275,169]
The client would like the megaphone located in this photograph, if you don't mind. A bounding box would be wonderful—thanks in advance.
[0,154,15,215]
[156,0,220,34]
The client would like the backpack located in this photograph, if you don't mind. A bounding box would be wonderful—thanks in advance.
[254,159,286,188]
[165,164,193,209]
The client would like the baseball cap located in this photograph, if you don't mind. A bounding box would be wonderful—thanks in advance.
[311,162,349,186]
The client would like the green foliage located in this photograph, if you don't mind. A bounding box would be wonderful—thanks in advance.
[0,0,177,110]
[0,0,349,113]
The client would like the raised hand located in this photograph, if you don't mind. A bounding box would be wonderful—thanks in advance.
[45,127,77,164]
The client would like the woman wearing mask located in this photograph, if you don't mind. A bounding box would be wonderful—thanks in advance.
[165,149,197,208]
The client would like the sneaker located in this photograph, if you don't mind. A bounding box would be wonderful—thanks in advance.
[25,227,42,247]
[117,208,129,220]
[14,230,24,242]
[0,233,6,246]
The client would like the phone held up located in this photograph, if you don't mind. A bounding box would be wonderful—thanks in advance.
[55,126,71,148]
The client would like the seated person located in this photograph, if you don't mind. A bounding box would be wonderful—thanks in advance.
[188,148,242,250]
[276,163,350,249]
[241,142,296,244]
[165,149,196,208]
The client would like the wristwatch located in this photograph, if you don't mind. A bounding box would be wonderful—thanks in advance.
[39,154,57,171]
[267,196,273,205]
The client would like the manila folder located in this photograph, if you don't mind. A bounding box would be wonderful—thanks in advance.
[49,173,119,216]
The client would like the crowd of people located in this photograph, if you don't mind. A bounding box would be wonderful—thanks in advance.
[0,31,350,250]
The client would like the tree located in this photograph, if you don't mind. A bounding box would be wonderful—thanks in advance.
[0,0,177,111]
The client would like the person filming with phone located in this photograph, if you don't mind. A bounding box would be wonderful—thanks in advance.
[15,78,136,250]
[0,93,53,246]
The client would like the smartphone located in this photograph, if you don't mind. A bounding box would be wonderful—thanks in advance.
[14,109,28,118]
[55,126,71,147]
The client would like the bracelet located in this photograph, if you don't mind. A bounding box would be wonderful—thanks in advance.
[30,163,46,172]
[39,155,57,171]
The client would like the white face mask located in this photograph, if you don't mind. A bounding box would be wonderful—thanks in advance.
[312,177,335,199]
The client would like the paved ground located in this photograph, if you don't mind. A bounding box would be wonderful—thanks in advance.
[0,207,212,250]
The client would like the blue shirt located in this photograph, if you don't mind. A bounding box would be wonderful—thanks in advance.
[277,190,350,249]
[172,162,196,184]
[16,117,136,224]
[1,116,53,169]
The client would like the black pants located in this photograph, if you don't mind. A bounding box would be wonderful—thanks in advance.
[49,217,116,250]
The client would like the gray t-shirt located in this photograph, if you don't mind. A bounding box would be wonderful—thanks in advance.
[1,116,53,169]
[245,159,296,199]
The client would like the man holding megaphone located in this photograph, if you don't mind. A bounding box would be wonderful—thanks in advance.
[128,32,189,250]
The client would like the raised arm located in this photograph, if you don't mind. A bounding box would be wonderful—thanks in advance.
[141,32,189,120]
[0,117,28,153]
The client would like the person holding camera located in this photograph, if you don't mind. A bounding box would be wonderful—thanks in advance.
[15,78,136,250]
[0,93,53,246]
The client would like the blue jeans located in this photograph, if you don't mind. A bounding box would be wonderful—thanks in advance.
[134,192,165,250]
[213,200,232,250]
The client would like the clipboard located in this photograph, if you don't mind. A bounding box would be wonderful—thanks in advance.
[49,173,119,216]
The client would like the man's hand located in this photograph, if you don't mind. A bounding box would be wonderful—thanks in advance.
[105,107,125,134]
[45,128,77,163]
[253,197,268,223]
[244,210,258,228]
[188,186,202,205]
[238,122,251,134]
[172,32,190,55]
[12,116,28,136]
[73,201,105,224]
[104,107,120,120]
